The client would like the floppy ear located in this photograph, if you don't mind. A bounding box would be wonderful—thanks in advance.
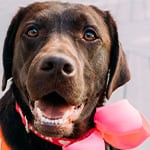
[103,11,131,99]
[106,43,131,99]
[90,6,130,99]
[2,8,26,91]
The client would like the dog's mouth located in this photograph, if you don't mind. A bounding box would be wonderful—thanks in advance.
[29,92,85,137]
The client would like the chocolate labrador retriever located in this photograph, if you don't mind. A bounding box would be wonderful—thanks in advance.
[0,1,130,150]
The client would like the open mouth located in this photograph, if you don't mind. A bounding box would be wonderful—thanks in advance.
[29,92,84,135]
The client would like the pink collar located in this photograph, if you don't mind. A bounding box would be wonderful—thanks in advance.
[16,100,150,150]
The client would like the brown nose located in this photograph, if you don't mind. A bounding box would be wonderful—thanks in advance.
[39,56,76,77]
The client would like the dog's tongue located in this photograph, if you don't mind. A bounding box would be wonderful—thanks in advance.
[35,100,74,119]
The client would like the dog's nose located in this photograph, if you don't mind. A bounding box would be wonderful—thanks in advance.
[39,56,76,77]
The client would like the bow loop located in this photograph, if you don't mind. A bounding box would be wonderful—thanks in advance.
[94,100,150,149]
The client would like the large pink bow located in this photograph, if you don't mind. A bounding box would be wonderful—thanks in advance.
[63,100,150,150]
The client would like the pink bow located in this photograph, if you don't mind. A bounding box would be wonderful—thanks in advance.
[63,100,150,150]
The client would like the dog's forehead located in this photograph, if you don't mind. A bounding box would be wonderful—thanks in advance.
[22,2,105,27]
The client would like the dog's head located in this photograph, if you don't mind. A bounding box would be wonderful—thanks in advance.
[2,2,130,138]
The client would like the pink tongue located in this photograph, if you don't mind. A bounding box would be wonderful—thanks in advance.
[36,101,74,119]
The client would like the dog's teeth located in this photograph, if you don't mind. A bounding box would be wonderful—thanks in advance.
[63,108,74,119]
[40,116,66,125]
[35,107,73,126]
[55,120,59,125]
[51,120,55,124]
[59,119,64,124]
[63,110,70,119]
[37,108,43,118]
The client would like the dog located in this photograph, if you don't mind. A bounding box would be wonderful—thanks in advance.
[0,1,130,150]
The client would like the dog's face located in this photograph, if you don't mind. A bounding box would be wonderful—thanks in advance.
[2,2,130,138]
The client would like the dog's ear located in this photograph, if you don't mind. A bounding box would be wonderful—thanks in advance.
[2,8,26,91]
[103,11,131,99]
[91,6,130,99]
[106,42,131,99]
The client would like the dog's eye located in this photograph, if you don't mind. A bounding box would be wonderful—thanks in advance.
[27,28,39,37]
[83,29,97,41]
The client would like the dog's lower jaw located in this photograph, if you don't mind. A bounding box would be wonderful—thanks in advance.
[32,112,93,139]
[33,121,74,138]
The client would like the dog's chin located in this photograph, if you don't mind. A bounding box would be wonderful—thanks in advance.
[29,92,85,138]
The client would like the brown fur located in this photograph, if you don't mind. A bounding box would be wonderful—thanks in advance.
[1,2,130,150]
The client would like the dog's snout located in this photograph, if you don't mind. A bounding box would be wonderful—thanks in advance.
[40,56,76,77]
